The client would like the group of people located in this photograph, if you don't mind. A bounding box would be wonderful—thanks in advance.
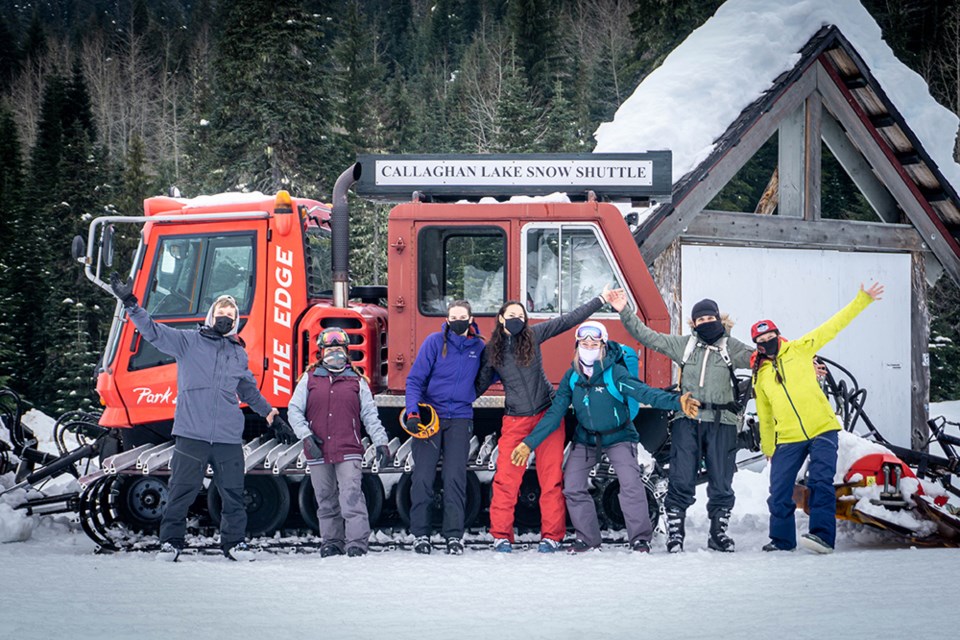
[109,269,882,560]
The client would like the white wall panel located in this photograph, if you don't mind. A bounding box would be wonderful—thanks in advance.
[681,244,912,447]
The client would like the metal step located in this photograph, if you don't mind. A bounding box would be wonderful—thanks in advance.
[102,443,155,474]
[140,443,176,474]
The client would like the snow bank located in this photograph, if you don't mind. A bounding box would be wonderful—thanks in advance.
[0,476,36,543]
[594,0,960,191]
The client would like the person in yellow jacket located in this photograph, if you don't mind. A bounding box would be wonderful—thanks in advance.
[751,283,883,554]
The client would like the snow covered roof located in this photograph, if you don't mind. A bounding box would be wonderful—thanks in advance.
[593,0,960,281]
[594,0,960,191]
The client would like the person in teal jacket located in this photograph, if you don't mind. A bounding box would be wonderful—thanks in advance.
[510,321,700,552]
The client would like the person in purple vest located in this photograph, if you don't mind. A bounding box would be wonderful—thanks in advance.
[288,327,391,557]
[404,300,485,556]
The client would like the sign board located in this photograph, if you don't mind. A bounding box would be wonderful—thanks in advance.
[355,153,672,201]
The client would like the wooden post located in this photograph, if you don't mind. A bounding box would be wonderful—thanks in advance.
[778,105,806,217]
[911,252,930,451]
[652,238,682,384]
[804,92,822,221]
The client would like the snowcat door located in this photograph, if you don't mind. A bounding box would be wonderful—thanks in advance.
[112,228,265,428]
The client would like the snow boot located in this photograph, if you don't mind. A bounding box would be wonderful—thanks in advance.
[666,508,685,553]
[413,536,432,555]
[707,510,735,552]
[567,539,600,554]
[445,538,464,555]
[799,533,834,555]
[537,538,561,553]
[347,547,367,557]
[320,544,344,558]
[492,538,513,553]
[224,542,257,562]
[630,540,651,553]
[157,542,181,562]
[762,541,794,552]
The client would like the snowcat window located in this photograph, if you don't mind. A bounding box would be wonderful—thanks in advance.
[144,233,255,317]
[418,226,505,316]
[199,236,256,311]
[305,227,333,297]
[524,225,622,315]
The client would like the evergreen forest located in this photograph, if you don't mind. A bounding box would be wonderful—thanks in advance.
[1,0,959,412]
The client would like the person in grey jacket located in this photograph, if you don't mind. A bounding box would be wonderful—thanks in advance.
[109,273,285,562]
[288,327,390,557]
[609,291,752,553]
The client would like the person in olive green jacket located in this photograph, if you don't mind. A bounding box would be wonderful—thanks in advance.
[752,283,882,554]
[608,292,753,553]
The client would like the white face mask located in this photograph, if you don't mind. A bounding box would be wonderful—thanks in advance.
[578,345,601,366]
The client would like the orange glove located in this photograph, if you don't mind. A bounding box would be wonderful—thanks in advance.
[511,443,532,467]
[680,392,700,419]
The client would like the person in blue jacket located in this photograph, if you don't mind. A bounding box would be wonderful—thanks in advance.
[404,300,484,555]
[511,321,700,553]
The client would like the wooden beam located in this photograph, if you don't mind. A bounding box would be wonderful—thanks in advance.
[641,66,819,263]
[817,61,960,285]
[911,253,931,450]
[683,210,926,253]
[804,92,822,221]
[779,104,806,217]
[821,110,900,223]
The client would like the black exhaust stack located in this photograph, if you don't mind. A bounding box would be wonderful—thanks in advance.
[331,163,362,308]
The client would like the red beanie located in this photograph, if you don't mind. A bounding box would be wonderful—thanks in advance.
[750,319,779,342]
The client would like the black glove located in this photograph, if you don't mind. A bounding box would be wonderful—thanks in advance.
[376,445,392,467]
[302,434,323,459]
[109,272,138,308]
[271,416,297,445]
[404,414,422,434]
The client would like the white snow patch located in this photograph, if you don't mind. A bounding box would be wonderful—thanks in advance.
[594,0,960,192]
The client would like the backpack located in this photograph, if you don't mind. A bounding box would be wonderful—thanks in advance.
[679,335,750,413]
[569,341,641,421]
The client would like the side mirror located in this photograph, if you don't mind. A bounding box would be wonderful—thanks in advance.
[624,212,640,229]
[71,235,86,262]
[102,225,115,268]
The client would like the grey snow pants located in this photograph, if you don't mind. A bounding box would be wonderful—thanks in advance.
[160,436,246,550]
[563,441,652,547]
[308,459,370,552]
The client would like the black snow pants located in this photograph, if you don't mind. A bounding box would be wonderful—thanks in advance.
[159,436,246,550]
[664,417,738,518]
[409,418,472,538]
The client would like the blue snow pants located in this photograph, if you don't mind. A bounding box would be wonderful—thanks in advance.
[767,429,839,550]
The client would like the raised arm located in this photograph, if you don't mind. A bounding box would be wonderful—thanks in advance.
[795,285,879,355]
[617,307,687,362]
[532,295,604,342]
[127,305,191,358]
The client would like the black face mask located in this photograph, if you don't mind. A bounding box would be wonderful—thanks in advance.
[213,316,234,335]
[694,319,724,344]
[504,318,526,336]
[757,337,780,357]
[448,320,470,336]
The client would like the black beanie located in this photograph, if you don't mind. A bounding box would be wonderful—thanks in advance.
[691,298,720,321]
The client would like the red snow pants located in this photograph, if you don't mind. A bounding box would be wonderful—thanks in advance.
[489,411,566,542]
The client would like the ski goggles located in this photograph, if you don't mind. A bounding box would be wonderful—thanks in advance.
[575,325,606,341]
[317,327,350,348]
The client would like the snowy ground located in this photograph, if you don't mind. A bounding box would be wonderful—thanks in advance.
[2,408,959,639]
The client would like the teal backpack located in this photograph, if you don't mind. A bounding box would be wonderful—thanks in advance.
[568,341,641,421]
